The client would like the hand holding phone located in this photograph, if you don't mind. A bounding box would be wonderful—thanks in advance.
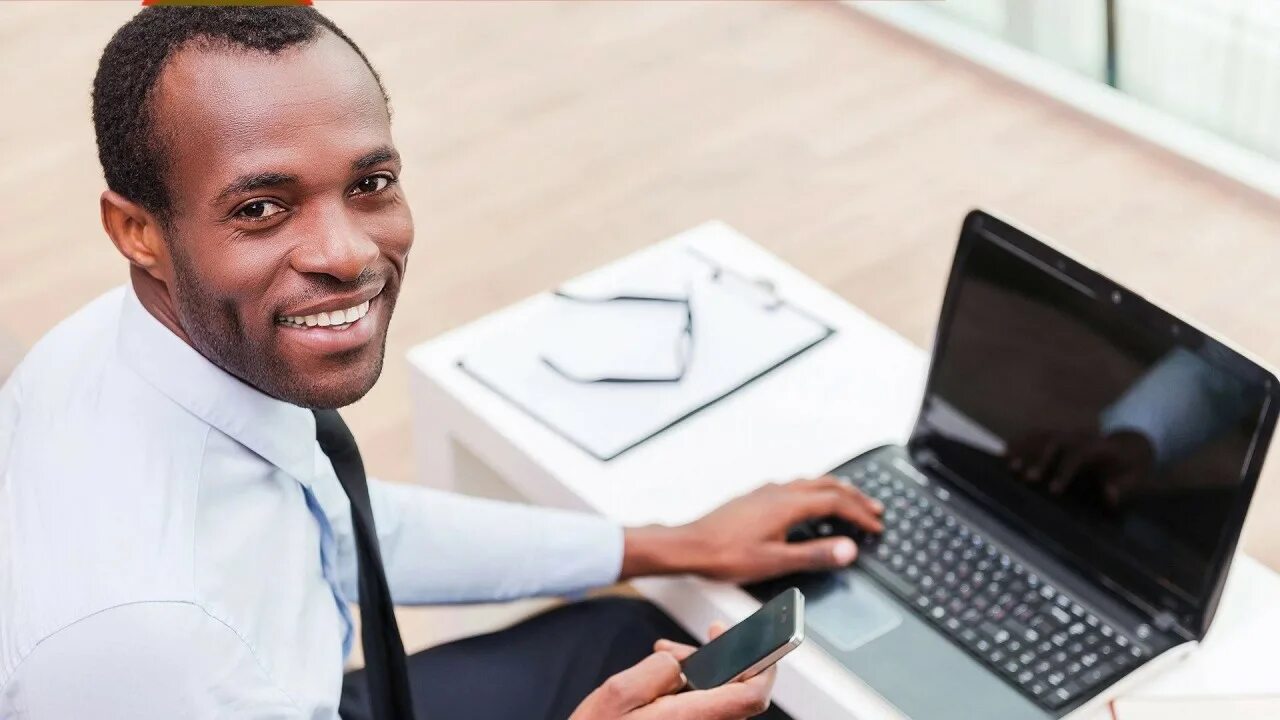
[679,588,805,690]
[569,635,775,720]
[568,591,804,720]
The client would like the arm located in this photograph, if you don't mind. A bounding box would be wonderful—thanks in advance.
[368,478,625,604]
[1008,347,1257,502]
[2,602,300,719]
[1101,346,1253,467]
[365,475,883,605]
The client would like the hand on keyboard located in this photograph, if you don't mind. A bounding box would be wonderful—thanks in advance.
[672,476,885,584]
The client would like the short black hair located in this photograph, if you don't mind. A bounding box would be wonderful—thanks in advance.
[92,6,388,223]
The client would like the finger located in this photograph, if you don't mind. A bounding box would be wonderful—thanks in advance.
[707,621,727,640]
[762,536,859,575]
[1102,474,1134,508]
[1047,445,1093,495]
[790,476,884,514]
[788,487,884,533]
[739,661,778,697]
[1026,434,1066,482]
[1006,430,1049,473]
[596,651,686,712]
[638,667,775,720]
[653,638,698,661]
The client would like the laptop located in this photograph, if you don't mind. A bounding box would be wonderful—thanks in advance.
[747,210,1279,719]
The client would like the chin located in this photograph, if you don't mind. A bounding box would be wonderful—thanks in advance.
[254,346,386,410]
[295,363,383,410]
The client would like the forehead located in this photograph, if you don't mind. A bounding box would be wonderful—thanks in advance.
[152,30,391,201]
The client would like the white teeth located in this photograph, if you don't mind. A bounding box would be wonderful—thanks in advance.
[279,298,373,328]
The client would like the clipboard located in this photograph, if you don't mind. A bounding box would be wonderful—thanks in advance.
[457,245,835,461]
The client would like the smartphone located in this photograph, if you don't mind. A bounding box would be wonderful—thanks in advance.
[680,588,805,690]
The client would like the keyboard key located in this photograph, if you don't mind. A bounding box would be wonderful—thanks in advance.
[1045,682,1082,710]
[1080,661,1114,687]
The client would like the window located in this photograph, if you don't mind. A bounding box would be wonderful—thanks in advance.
[920,0,1280,162]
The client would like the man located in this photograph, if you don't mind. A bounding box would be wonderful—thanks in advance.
[0,7,882,719]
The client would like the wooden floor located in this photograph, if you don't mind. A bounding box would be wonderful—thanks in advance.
[4,1,1280,651]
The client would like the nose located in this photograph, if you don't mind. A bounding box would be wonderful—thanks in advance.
[290,203,379,282]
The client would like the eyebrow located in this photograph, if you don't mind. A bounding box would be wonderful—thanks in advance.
[212,172,297,207]
[353,146,400,171]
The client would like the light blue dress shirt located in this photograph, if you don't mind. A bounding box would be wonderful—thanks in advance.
[0,286,624,719]
[1100,346,1253,467]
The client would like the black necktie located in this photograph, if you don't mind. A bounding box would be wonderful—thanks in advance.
[314,409,416,720]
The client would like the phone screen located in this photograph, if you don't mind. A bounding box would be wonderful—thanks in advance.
[681,588,804,690]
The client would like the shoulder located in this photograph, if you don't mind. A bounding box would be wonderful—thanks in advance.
[6,286,126,392]
[1,289,216,680]
[1,601,301,719]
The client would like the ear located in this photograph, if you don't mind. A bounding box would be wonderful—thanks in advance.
[100,190,171,283]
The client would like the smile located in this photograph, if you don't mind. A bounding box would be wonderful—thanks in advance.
[277,299,371,330]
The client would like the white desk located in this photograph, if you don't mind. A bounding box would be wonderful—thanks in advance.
[407,222,1280,719]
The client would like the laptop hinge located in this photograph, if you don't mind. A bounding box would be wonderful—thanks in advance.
[1154,612,1196,642]
[1098,574,1196,642]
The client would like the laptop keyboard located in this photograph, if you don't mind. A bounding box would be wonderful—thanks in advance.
[791,459,1153,711]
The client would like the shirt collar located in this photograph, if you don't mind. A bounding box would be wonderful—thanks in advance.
[117,284,317,484]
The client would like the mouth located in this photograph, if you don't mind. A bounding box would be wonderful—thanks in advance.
[277,298,372,330]
[273,291,383,356]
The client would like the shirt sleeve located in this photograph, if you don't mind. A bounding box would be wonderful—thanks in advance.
[0,364,22,477]
[364,478,625,605]
[1,602,301,719]
[1100,347,1254,467]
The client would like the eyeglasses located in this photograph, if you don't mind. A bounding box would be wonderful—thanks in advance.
[541,251,787,385]
[540,290,694,384]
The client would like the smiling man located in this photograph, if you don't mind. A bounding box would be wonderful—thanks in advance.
[0,7,883,720]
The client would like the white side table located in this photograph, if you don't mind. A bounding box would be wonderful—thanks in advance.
[407,222,1280,719]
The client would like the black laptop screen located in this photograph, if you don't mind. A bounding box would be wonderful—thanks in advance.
[911,223,1272,617]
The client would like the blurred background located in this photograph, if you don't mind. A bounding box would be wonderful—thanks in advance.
[921,0,1280,162]
[2,0,1279,655]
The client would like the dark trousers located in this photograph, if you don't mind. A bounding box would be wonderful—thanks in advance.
[340,597,791,720]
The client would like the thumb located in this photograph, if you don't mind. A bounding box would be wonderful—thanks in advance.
[597,652,686,712]
[768,537,858,574]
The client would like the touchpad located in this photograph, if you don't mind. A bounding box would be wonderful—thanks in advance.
[805,572,903,651]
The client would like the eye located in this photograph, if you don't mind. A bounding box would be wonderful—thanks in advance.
[350,173,395,196]
[235,199,287,220]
